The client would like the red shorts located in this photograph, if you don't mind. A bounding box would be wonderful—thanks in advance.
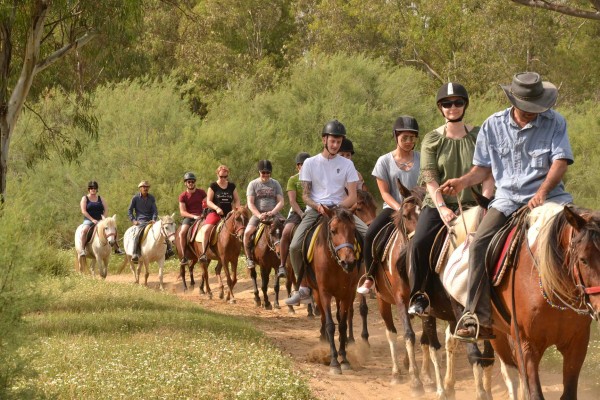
[205,212,221,225]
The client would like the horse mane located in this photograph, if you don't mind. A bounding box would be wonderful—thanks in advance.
[357,189,375,208]
[392,185,426,228]
[235,205,251,219]
[537,206,589,302]
[160,214,174,224]
[319,207,355,243]
[96,216,116,242]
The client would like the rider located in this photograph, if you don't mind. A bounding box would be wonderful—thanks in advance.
[407,83,494,317]
[441,72,574,341]
[276,152,311,279]
[128,180,159,263]
[356,116,421,294]
[199,165,241,260]
[78,181,123,256]
[244,160,285,270]
[338,137,366,191]
[286,119,368,306]
[178,172,207,265]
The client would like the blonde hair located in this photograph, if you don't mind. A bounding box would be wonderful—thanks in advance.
[216,165,230,175]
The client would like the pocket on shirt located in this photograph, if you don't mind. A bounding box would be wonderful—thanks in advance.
[491,144,510,169]
[528,148,551,169]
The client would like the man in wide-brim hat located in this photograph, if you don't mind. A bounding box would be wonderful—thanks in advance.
[439,71,574,341]
[127,179,159,262]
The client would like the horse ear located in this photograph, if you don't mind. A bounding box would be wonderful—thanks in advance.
[564,206,586,232]
[323,205,334,218]
[471,187,492,209]
[112,214,117,220]
[396,178,411,199]
[171,212,175,218]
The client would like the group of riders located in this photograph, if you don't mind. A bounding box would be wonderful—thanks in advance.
[77,71,573,342]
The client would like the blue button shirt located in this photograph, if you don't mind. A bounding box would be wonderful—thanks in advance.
[128,193,158,223]
[473,107,574,215]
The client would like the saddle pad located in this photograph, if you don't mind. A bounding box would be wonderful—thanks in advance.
[306,224,323,263]
[441,232,475,306]
[141,222,154,244]
[491,226,517,286]
[253,223,266,247]
[187,219,203,243]
[381,229,399,265]
[373,221,396,263]
[85,225,96,245]
[527,203,563,246]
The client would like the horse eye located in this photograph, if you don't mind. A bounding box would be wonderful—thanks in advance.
[579,257,589,266]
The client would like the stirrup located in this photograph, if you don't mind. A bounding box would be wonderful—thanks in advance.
[408,291,431,316]
[356,274,374,294]
[453,312,480,342]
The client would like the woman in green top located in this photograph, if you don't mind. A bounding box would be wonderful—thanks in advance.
[276,152,311,278]
[407,83,494,316]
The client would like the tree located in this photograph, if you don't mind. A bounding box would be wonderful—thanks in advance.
[510,0,600,20]
[0,0,143,203]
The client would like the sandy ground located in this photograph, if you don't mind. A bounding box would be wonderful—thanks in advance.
[106,268,598,400]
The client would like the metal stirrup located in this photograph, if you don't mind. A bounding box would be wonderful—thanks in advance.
[454,311,480,340]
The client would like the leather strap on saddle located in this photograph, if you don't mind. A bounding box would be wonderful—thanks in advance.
[186,219,203,243]
[488,210,529,286]
[140,222,154,245]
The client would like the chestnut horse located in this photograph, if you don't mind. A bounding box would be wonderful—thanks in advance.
[490,205,599,400]
[305,206,364,374]
[179,206,250,303]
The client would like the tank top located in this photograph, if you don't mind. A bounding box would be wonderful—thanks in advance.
[210,181,236,215]
[85,195,104,221]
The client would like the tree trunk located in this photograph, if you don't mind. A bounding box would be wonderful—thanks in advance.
[0,118,9,204]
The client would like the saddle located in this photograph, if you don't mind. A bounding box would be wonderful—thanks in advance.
[194,218,225,246]
[186,219,203,244]
[84,225,97,246]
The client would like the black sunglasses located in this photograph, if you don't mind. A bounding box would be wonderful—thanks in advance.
[440,99,466,109]
[185,180,196,184]
[219,175,229,179]
[260,170,271,174]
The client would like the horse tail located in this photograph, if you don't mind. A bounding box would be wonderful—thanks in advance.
[537,211,578,302]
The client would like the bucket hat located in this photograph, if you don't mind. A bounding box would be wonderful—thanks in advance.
[501,72,557,113]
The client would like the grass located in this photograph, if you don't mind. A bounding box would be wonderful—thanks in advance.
[10,276,313,399]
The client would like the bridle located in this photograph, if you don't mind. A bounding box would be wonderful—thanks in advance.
[325,212,357,271]
[396,194,422,240]
[569,231,600,321]
[152,219,176,243]
[224,211,247,241]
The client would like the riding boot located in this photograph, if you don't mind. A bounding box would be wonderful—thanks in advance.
[79,227,89,257]
[244,241,255,269]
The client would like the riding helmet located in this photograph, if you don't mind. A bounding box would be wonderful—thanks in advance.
[295,152,311,165]
[321,119,347,137]
[87,180,99,189]
[392,116,419,138]
[339,138,355,155]
[183,172,196,181]
[436,82,469,105]
[257,159,273,172]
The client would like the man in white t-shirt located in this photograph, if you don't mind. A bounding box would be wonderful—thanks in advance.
[286,119,368,305]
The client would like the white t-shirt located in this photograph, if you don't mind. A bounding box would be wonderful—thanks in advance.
[300,153,359,208]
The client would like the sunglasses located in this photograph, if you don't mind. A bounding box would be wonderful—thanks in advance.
[440,99,466,109]
[185,180,196,184]
[88,187,97,190]
[397,135,417,143]
[260,171,271,175]
[219,175,229,179]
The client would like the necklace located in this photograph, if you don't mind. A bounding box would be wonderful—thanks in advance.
[394,151,414,170]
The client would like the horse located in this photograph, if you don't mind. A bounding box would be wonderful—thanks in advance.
[305,206,364,374]
[487,205,600,400]
[183,206,250,303]
[247,216,286,310]
[74,215,118,279]
[118,214,177,290]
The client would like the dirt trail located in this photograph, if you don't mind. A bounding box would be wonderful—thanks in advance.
[106,270,597,400]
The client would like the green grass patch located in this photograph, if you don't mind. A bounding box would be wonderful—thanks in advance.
[11,277,313,399]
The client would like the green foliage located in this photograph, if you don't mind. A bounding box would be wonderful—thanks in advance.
[11,277,313,399]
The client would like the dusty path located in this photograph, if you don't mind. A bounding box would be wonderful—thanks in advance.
[107,269,597,400]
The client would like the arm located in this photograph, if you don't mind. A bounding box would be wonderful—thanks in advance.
[80,196,98,223]
[340,181,357,209]
[127,197,137,224]
[425,180,457,223]
[151,198,158,221]
[528,159,569,209]
[179,202,199,219]
[376,178,401,211]
[440,165,492,196]
[206,187,223,215]
[232,189,241,209]
[287,190,304,217]
[101,198,108,218]
[247,195,260,218]
[268,194,285,216]
[301,181,321,212]
[482,174,495,199]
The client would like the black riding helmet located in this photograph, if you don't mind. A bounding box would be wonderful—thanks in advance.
[321,119,346,137]
[436,82,469,122]
[87,180,99,189]
[183,172,196,181]
[339,138,355,155]
[392,116,419,139]
[257,159,273,172]
[295,152,311,165]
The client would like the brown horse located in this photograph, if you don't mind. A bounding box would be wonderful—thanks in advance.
[178,206,250,303]
[248,216,286,309]
[305,206,363,374]
[490,205,600,400]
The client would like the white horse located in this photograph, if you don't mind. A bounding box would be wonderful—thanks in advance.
[74,215,118,279]
[119,214,177,290]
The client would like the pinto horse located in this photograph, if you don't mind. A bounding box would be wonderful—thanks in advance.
[489,205,599,400]
[74,215,118,279]
[305,206,364,374]
[183,206,250,302]
[118,214,177,290]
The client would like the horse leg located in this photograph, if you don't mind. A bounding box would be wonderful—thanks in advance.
[479,340,495,400]
[420,330,434,388]
[379,299,403,384]
[89,258,97,278]
[284,270,295,314]
[518,340,544,400]
[143,260,150,287]
[359,294,369,343]
[273,270,281,309]
[422,316,446,400]
[557,330,589,400]
[338,299,352,371]
[179,262,188,292]
[444,325,459,399]
[226,259,237,304]
[202,261,212,299]
[347,300,355,343]
[321,293,341,374]
[216,261,225,300]
[157,258,165,291]
[250,268,261,307]
[260,267,271,310]
[394,300,423,394]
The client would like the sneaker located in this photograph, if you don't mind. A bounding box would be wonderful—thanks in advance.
[276,266,286,278]
[408,294,430,317]
[285,288,312,306]
[356,279,373,295]
[180,257,189,266]
[455,324,496,342]
[199,254,208,262]
[246,259,255,269]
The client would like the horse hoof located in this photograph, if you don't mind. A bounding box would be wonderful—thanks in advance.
[307,314,315,319]
[264,303,272,310]
[208,293,213,300]
[390,374,403,385]
[287,307,296,315]
[228,299,236,304]
[255,300,261,307]
[330,366,342,375]
[340,362,352,371]
[273,303,280,309]
[219,292,224,300]
[411,382,425,397]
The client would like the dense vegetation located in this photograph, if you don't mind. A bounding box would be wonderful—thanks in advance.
[2,1,600,397]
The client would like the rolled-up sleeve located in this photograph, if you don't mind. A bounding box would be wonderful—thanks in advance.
[550,116,574,165]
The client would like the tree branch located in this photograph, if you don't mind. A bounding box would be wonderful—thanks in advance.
[510,0,600,20]
[35,31,97,74]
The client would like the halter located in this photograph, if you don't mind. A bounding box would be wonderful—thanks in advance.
[97,221,117,246]
[153,219,176,242]
[396,194,423,240]
[326,215,356,271]
[569,230,600,320]
[224,210,247,240]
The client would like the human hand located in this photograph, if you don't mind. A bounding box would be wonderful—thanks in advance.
[439,206,457,223]
[528,191,547,209]
[133,220,139,226]
[440,179,464,196]
[216,207,223,216]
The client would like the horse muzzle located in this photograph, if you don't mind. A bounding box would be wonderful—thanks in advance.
[339,260,356,273]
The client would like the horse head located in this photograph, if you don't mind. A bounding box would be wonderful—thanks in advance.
[323,207,357,273]
[98,215,118,246]
[393,181,425,239]
[160,213,177,245]
[353,189,377,226]
[266,215,285,258]
[564,206,600,321]
[231,206,251,241]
